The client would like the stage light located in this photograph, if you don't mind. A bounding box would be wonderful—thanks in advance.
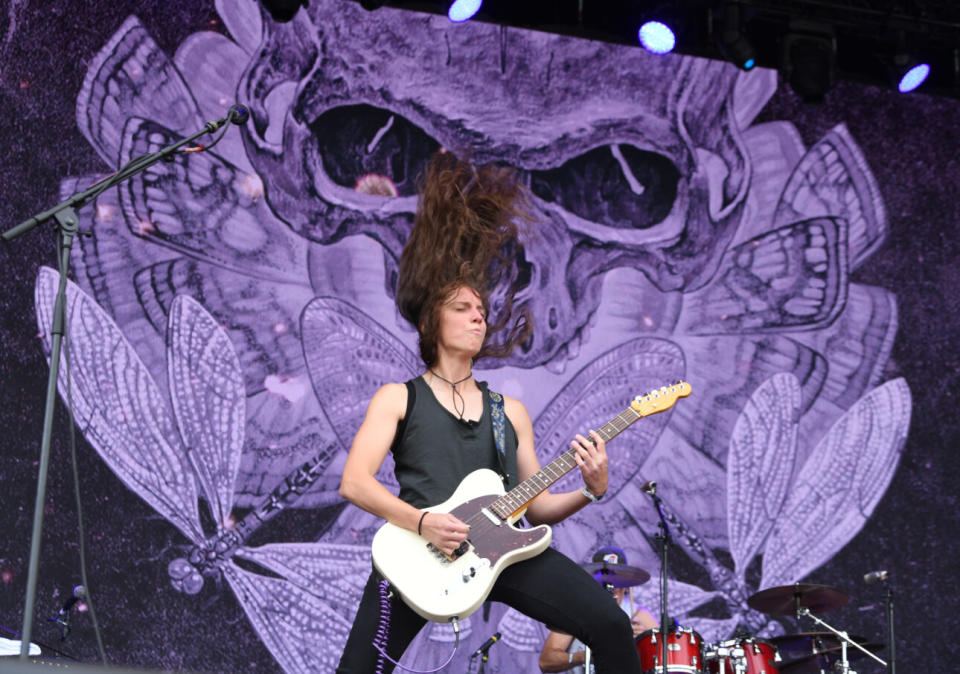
[782,21,836,103]
[720,3,757,71]
[448,0,482,23]
[898,63,931,92]
[891,33,931,94]
[638,21,676,55]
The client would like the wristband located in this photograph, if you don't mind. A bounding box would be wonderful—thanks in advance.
[418,511,428,536]
[569,652,574,665]
[580,485,603,503]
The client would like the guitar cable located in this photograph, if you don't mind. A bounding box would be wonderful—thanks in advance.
[372,580,462,673]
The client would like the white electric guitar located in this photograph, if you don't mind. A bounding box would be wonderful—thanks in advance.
[370,382,691,623]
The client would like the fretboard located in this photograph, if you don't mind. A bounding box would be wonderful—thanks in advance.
[488,404,642,520]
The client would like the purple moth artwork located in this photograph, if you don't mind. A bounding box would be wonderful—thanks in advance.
[34,0,911,671]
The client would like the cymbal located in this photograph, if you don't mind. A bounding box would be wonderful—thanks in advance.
[747,583,850,615]
[581,562,651,588]
[769,631,868,652]
[779,642,884,673]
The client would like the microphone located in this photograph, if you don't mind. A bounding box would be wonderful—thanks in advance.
[472,632,501,658]
[641,480,657,496]
[863,570,888,585]
[229,104,250,126]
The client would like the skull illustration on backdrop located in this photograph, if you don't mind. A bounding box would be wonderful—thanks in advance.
[240,0,753,368]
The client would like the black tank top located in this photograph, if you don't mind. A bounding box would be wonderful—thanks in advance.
[392,376,519,508]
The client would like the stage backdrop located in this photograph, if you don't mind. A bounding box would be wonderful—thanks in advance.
[1,1,958,672]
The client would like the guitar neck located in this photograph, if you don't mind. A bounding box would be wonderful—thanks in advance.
[487,405,641,521]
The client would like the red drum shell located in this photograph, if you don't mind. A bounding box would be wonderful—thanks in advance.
[635,627,704,674]
[706,638,780,674]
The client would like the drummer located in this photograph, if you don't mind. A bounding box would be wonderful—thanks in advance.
[539,546,658,673]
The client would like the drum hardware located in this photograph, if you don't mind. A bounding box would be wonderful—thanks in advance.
[636,627,703,674]
[787,606,885,674]
[768,632,867,653]
[705,637,780,674]
[743,583,888,674]
[777,641,885,673]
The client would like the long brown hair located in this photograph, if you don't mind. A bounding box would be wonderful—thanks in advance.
[397,152,533,367]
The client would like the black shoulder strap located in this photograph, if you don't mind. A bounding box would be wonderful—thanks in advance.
[389,380,417,454]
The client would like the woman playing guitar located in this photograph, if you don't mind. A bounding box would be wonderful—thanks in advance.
[335,152,642,673]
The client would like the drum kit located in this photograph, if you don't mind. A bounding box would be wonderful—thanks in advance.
[581,562,888,674]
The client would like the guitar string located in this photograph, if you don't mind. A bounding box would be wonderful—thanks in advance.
[454,392,673,531]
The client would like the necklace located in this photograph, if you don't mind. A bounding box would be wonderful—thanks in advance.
[429,369,472,419]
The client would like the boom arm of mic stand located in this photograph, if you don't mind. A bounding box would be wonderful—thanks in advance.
[795,607,887,667]
[5,111,233,660]
[2,114,230,242]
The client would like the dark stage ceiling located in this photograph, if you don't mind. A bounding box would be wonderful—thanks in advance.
[326,0,960,101]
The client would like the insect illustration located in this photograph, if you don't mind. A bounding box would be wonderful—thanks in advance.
[35,267,371,673]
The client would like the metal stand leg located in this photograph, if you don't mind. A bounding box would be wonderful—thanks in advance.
[18,208,79,659]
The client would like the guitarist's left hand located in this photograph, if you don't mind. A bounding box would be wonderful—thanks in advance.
[571,430,608,498]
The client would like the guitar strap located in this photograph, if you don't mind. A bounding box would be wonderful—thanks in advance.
[489,388,518,489]
[488,389,506,458]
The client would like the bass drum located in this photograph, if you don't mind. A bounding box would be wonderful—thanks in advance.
[636,627,704,673]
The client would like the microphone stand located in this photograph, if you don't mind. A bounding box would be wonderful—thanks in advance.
[884,582,895,674]
[644,483,671,674]
[3,107,244,660]
[470,646,492,674]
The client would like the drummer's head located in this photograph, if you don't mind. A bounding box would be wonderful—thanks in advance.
[593,545,627,566]
[593,546,630,602]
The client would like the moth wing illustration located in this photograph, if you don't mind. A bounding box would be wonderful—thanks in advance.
[167,294,246,528]
[35,267,203,542]
[761,378,911,588]
[727,373,801,579]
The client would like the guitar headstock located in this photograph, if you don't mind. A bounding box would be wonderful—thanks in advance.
[630,381,691,417]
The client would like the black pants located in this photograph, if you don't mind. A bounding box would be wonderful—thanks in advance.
[336,547,642,673]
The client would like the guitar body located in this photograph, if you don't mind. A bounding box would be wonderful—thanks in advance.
[371,468,552,623]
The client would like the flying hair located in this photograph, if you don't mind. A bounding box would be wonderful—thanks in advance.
[396,151,534,367]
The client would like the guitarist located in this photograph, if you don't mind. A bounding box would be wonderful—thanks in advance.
[336,152,642,673]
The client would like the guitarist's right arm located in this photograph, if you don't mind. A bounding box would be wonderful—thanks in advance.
[339,382,470,556]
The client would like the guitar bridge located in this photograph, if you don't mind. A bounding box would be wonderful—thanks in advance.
[425,540,471,563]
[425,543,452,565]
